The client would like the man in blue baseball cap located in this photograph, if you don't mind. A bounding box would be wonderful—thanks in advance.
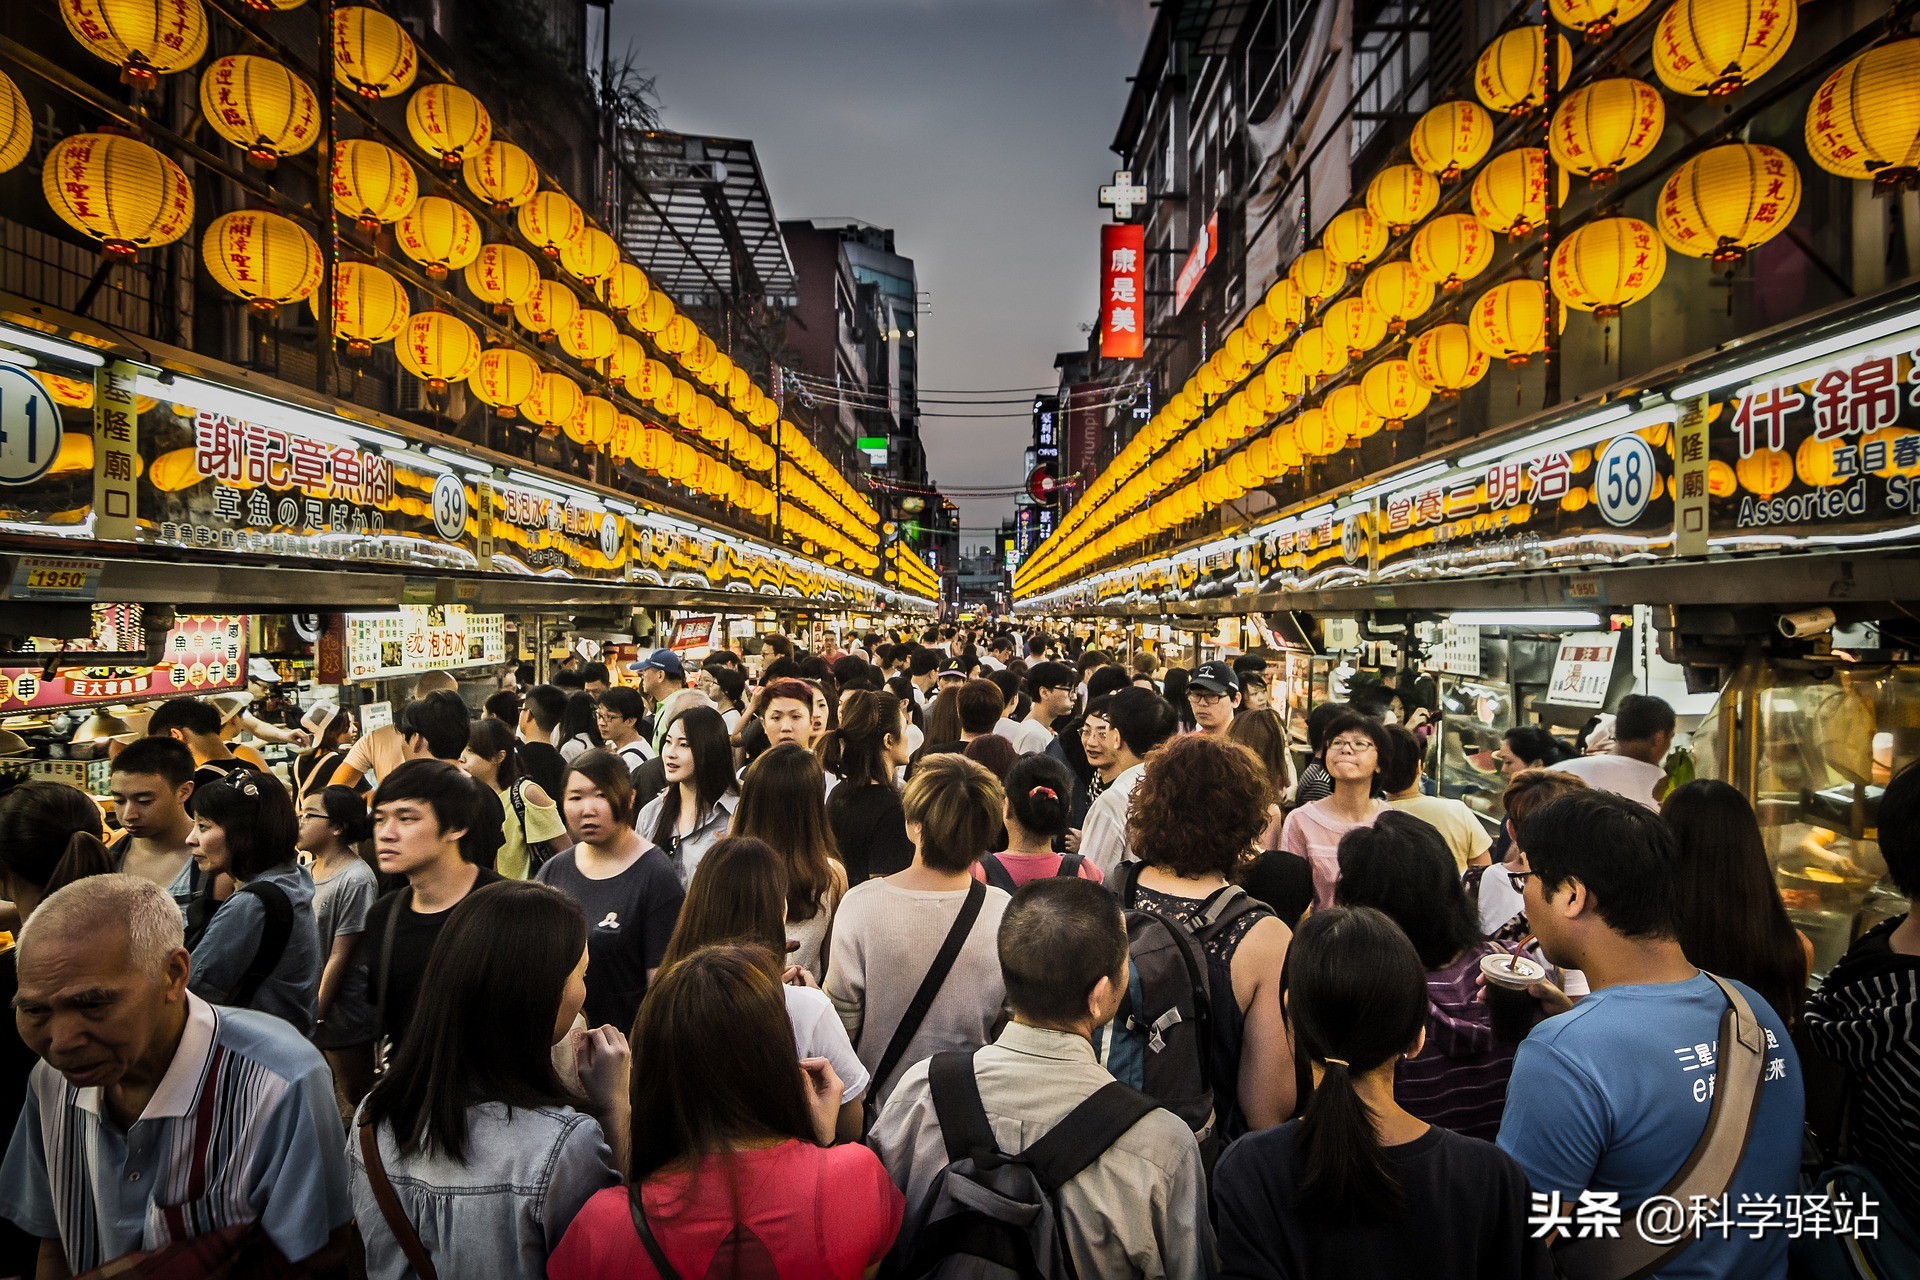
[627,649,687,752]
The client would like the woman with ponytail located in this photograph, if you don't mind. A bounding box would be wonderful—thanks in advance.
[973,753,1103,890]
[1214,906,1551,1279]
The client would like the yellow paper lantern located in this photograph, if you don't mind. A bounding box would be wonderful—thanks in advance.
[699,351,736,391]
[1323,208,1389,271]
[462,140,539,212]
[558,308,617,362]
[598,262,650,312]
[1261,278,1305,337]
[627,358,672,403]
[405,83,490,166]
[332,7,416,100]
[310,260,408,357]
[1409,100,1494,182]
[149,447,204,492]
[517,191,583,258]
[684,333,719,374]
[199,55,319,170]
[1735,447,1792,497]
[1326,385,1382,443]
[1805,39,1920,191]
[560,227,620,286]
[1295,407,1346,457]
[330,138,417,233]
[630,291,674,334]
[1366,165,1439,233]
[395,311,482,392]
[566,394,617,450]
[471,347,538,416]
[1658,144,1800,262]
[0,71,28,175]
[60,0,207,87]
[635,426,673,474]
[462,242,539,316]
[1549,78,1666,184]
[659,314,699,356]
[1245,305,1280,354]
[1705,459,1737,497]
[1361,260,1435,334]
[395,195,481,280]
[1409,213,1494,293]
[608,412,640,464]
[1469,279,1553,366]
[600,333,644,383]
[1795,434,1850,489]
[1262,351,1305,403]
[1654,0,1796,97]
[1551,216,1667,318]
[42,133,193,261]
[1362,358,1432,429]
[1475,26,1573,115]
[1325,295,1388,358]
[514,279,578,342]
[1550,0,1651,40]
[1408,322,1491,396]
[1471,149,1566,238]
[201,209,323,313]
[1289,249,1345,306]
[522,371,582,434]
[1291,327,1348,383]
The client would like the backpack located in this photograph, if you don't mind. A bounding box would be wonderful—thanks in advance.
[882,1050,1159,1280]
[1103,862,1266,1157]
[228,881,294,1009]
[978,852,1084,895]
[507,779,562,873]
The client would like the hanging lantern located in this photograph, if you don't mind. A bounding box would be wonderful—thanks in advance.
[1366,165,1439,233]
[600,333,644,383]
[565,394,617,450]
[1805,39,1920,191]
[395,311,482,393]
[60,0,207,88]
[699,350,736,391]
[1295,406,1346,458]
[630,290,674,334]
[1323,208,1389,272]
[1262,278,1305,338]
[627,357,672,403]
[1362,358,1432,429]
[1262,350,1305,403]
[1735,446,1792,497]
[1469,279,1553,366]
[560,227,620,286]
[658,313,699,355]
[1409,213,1494,292]
[1325,295,1388,358]
[0,71,27,176]
[404,83,490,167]
[1408,322,1491,397]
[1549,78,1665,184]
[684,333,720,374]
[1326,385,1383,443]
[1291,327,1348,383]
[1289,249,1345,306]
[1246,304,1280,354]
[42,133,193,261]
[517,190,583,258]
[201,209,322,313]
[198,55,319,169]
[558,307,617,362]
[462,242,539,315]
[1658,143,1801,261]
[332,7,417,100]
[1475,26,1573,115]
[514,279,578,343]
[1361,260,1435,334]
[1550,0,1650,40]
[330,138,417,234]
[1409,100,1494,182]
[395,195,481,280]
[1471,149,1566,237]
[311,261,408,357]
[608,412,640,464]
[1653,0,1796,98]
[599,261,650,312]
[1551,216,1667,318]
[471,347,538,416]
[521,371,582,435]
[462,140,539,212]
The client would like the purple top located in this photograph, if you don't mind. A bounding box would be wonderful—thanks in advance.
[1396,943,1517,1142]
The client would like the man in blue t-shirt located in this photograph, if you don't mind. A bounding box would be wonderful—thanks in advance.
[1498,789,1803,1280]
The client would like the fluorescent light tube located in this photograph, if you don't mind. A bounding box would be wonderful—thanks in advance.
[1450,611,1603,628]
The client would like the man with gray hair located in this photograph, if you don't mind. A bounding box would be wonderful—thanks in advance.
[0,875,352,1274]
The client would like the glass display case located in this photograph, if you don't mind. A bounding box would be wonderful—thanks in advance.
[1696,657,1919,976]
[1434,630,1564,822]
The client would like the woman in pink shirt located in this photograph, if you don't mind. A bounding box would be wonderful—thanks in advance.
[971,754,1104,891]
[1280,711,1391,907]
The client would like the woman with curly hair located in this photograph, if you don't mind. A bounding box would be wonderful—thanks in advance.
[1119,733,1297,1137]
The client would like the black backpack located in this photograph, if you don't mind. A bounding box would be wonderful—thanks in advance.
[228,880,294,1009]
[978,852,1084,895]
[883,1050,1159,1280]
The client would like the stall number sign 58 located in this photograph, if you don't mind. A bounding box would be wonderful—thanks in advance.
[1597,435,1657,528]
[0,365,60,487]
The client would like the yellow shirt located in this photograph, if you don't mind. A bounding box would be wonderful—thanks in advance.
[497,780,569,881]
[1389,794,1494,871]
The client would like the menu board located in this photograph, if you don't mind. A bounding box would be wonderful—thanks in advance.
[0,608,248,713]
[344,606,507,682]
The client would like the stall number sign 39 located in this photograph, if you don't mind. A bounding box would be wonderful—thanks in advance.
[0,365,60,487]
[1596,435,1657,528]
[431,473,468,541]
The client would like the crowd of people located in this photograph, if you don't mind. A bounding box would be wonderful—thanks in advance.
[0,623,1910,1279]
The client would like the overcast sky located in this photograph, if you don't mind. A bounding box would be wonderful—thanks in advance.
[608,0,1152,549]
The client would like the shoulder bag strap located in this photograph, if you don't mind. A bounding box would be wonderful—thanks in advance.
[928,1049,1000,1165]
[508,778,529,832]
[228,881,294,1008]
[867,879,987,1108]
[358,1121,440,1280]
[980,854,1019,895]
[1022,1082,1161,1194]
[1552,973,1767,1280]
[1056,853,1084,879]
[627,1186,684,1280]
[1116,859,1143,907]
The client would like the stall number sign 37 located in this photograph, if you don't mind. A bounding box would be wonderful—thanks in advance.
[1597,435,1657,528]
[0,365,60,487]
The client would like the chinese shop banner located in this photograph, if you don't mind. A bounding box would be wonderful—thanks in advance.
[1100,225,1146,360]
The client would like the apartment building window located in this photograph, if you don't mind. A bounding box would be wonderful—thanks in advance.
[1350,1,1431,160]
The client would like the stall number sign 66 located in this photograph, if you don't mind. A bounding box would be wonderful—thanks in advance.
[0,365,61,487]
[1597,436,1657,528]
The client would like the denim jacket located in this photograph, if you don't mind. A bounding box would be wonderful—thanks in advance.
[347,1101,620,1280]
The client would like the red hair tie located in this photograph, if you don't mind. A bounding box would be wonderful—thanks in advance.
[1028,785,1058,801]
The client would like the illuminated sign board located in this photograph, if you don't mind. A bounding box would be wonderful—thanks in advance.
[1174,212,1219,314]
[1099,225,1146,360]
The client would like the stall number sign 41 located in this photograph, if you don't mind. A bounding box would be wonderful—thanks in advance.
[0,365,60,487]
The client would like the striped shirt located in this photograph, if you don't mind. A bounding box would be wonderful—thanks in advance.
[0,994,352,1273]
[1396,944,1517,1142]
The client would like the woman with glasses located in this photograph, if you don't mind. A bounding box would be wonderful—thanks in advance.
[1280,712,1391,908]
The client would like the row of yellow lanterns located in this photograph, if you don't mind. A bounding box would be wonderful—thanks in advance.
[1019,18,1919,594]
[888,544,941,597]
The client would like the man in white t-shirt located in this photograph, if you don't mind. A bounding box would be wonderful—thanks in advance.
[1551,693,1674,811]
[1006,661,1075,755]
[1078,688,1180,879]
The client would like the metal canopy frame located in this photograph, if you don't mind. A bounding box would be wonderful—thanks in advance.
[617,131,799,308]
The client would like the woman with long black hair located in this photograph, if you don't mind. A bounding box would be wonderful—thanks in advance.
[1214,906,1551,1280]
[558,691,605,764]
[298,784,380,1110]
[633,705,737,887]
[827,689,917,888]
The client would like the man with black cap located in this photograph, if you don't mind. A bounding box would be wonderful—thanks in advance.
[935,656,970,694]
[1189,660,1242,737]
[628,648,686,752]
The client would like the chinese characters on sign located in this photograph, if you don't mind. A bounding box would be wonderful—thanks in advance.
[0,612,247,713]
[344,606,505,682]
[1099,224,1146,360]
[1173,212,1218,314]
[93,362,140,540]
[1546,631,1620,709]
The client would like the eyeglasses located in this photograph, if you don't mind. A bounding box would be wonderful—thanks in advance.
[1327,737,1377,755]
[1507,869,1537,893]
[1189,691,1230,706]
